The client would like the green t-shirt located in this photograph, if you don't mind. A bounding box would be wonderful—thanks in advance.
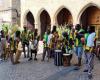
[75,38,83,47]
[43,33,48,47]
[21,30,29,42]
[84,33,89,45]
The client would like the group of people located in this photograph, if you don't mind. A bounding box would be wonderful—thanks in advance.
[0,24,96,79]
[0,26,39,64]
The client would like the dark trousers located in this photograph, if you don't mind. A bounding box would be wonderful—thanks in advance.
[42,47,50,61]
[30,49,37,59]
[22,42,29,58]
[10,50,14,64]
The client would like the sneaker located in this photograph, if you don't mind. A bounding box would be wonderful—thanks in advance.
[88,74,92,79]
[74,66,80,70]
[14,61,20,64]
[83,69,88,72]
[28,58,33,61]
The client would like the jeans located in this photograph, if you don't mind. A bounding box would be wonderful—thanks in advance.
[75,46,83,58]
[22,41,29,57]
[84,52,94,75]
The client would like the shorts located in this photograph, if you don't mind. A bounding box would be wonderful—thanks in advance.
[75,46,83,58]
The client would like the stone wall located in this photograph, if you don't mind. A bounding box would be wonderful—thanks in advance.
[12,0,20,25]
[0,0,12,23]
[21,0,100,34]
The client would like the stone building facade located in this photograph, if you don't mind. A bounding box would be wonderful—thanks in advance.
[0,0,100,39]
[0,0,20,25]
[21,0,100,39]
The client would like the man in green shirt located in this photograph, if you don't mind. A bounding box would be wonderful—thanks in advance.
[74,24,85,67]
[41,31,49,61]
[21,26,29,58]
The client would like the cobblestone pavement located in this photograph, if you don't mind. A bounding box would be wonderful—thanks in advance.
[0,54,100,80]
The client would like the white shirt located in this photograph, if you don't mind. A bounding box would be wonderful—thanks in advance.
[47,34,52,45]
[30,40,38,50]
[86,32,96,47]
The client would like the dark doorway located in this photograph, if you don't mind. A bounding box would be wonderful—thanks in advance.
[26,11,35,31]
[80,6,100,39]
[57,8,73,26]
[40,10,51,37]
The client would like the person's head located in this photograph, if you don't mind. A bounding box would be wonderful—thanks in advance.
[52,25,56,34]
[23,26,27,31]
[68,24,73,30]
[88,25,95,34]
[75,24,81,31]
[1,30,5,37]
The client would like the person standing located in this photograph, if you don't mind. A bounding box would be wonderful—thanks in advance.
[74,24,84,66]
[41,31,49,61]
[21,26,29,58]
[0,37,2,61]
[0,30,6,60]
[84,26,96,79]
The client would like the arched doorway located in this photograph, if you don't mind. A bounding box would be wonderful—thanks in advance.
[80,6,100,39]
[25,11,35,31]
[40,10,51,37]
[57,8,73,26]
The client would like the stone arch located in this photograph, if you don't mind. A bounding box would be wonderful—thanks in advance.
[23,10,35,31]
[36,8,51,37]
[78,3,100,39]
[53,6,73,26]
[77,3,100,23]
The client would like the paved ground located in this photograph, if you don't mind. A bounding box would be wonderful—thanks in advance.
[0,53,100,80]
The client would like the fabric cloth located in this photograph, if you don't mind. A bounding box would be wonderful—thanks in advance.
[21,30,29,43]
[86,32,96,47]
[18,41,23,51]
[1,38,6,55]
[30,39,38,50]
[84,33,89,44]
[47,34,52,46]
[0,41,2,56]
[15,50,22,62]
[75,46,83,58]
[84,52,94,75]
[43,33,48,48]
